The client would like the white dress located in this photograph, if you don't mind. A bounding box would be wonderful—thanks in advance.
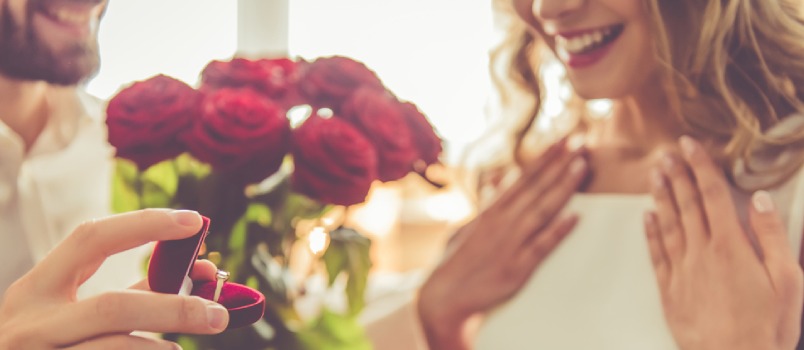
[475,175,804,349]
[363,171,804,350]
[364,118,804,350]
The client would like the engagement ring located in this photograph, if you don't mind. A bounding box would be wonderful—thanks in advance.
[213,269,230,303]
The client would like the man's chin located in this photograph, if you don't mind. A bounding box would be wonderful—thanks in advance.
[45,62,98,86]
[0,50,99,85]
[0,64,97,86]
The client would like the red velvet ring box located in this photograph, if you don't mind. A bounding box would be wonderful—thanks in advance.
[147,216,266,329]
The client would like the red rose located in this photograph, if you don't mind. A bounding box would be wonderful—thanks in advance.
[106,74,200,169]
[340,87,418,182]
[297,56,385,111]
[183,88,291,184]
[200,57,300,106]
[399,102,442,167]
[291,115,378,206]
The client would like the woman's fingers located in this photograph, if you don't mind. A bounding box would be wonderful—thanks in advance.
[649,168,685,265]
[643,137,803,350]
[64,334,180,350]
[495,137,570,207]
[678,137,744,242]
[749,191,791,257]
[475,141,583,255]
[748,191,801,283]
[518,213,578,268]
[418,137,586,332]
[519,136,570,179]
[523,150,586,209]
[49,291,228,345]
[661,153,708,250]
[644,211,670,290]
[33,209,203,295]
[510,154,586,250]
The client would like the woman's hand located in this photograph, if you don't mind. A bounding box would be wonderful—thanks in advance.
[645,136,803,350]
[0,209,230,350]
[417,137,587,350]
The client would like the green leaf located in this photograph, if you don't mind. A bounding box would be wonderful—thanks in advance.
[322,245,347,286]
[246,276,260,290]
[174,335,200,350]
[115,158,140,184]
[284,193,332,220]
[323,227,372,316]
[296,308,373,350]
[174,153,211,179]
[229,203,273,251]
[216,203,272,282]
[140,181,172,208]
[111,167,140,213]
[228,214,249,252]
[141,159,179,198]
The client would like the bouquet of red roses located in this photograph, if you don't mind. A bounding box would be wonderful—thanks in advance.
[106,56,442,350]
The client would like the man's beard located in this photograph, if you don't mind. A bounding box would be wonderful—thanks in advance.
[0,0,100,86]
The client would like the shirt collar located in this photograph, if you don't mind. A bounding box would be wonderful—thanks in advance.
[21,87,105,158]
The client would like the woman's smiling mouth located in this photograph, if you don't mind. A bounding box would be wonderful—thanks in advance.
[555,24,625,68]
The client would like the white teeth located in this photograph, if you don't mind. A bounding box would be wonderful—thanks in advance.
[556,26,617,55]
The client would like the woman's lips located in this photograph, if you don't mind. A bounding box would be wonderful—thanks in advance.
[556,24,624,69]
[561,40,616,69]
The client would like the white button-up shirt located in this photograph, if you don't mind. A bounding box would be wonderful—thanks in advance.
[1,87,146,299]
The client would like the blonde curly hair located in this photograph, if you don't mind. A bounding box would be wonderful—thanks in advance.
[486,0,804,190]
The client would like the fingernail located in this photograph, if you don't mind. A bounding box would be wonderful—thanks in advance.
[643,211,653,223]
[567,134,586,151]
[206,303,228,331]
[569,157,587,175]
[170,210,200,226]
[679,135,697,159]
[169,342,183,350]
[650,168,665,190]
[752,190,775,213]
[661,153,674,172]
[643,212,656,229]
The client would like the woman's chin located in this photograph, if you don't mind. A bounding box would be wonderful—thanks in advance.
[570,81,629,101]
[573,89,616,101]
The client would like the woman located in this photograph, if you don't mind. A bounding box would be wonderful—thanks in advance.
[366,0,804,349]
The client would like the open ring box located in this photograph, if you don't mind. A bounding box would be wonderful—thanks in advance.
[147,216,266,329]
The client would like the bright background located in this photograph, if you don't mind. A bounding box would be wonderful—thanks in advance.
[86,1,238,101]
[87,0,495,163]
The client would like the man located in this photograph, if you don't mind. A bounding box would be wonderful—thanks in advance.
[0,0,140,296]
[0,1,230,348]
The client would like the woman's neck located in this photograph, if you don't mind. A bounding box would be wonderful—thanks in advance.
[577,89,687,194]
[585,88,685,157]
